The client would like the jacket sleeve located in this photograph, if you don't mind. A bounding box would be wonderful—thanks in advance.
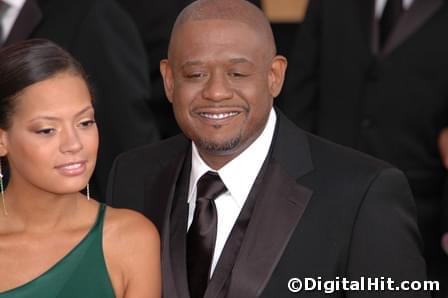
[346,167,432,298]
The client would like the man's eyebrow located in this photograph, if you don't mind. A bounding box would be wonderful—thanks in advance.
[181,61,204,67]
[181,58,253,67]
[228,58,252,64]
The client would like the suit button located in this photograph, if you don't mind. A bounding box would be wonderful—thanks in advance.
[361,117,373,128]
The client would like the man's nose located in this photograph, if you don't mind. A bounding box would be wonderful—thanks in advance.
[202,72,233,101]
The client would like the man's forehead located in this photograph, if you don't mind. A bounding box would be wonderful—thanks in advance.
[168,0,276,59]
[173,18,260,42]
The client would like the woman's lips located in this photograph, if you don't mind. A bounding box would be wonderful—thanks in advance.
[55,161,87,176]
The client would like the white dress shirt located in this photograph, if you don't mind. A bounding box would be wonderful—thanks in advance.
[188,108,277,276]
[0,0,25,42]
[375,0,414,19]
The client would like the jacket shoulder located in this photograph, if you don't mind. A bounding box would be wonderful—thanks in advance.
[114,134,189,169]
[306,132,393,172]
[302,131,410,201]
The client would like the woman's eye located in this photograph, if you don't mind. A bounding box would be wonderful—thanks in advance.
[36,128,56,135]
[79,120,96,128]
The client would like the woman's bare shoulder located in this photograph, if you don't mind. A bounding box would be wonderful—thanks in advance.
[102,206,161,297]
[103,206,159,247]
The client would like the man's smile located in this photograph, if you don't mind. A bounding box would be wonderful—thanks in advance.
[198,111,240,120]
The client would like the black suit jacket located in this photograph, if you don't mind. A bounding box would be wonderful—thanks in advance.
[107,111,428,297]
[3,0,159,200]
[279,0,448,282]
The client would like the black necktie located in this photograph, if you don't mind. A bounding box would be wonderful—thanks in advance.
[380,0,403,49]
[187,171,227,298]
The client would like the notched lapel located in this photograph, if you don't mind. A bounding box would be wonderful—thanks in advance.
[4,0,42,45]
[150,151,190,298]
[143,153,185,234]
[168,153,192,298]
[226,161,313,297]
[381,0,443,57]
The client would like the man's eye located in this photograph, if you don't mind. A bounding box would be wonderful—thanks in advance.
[186,73,206,79]
[229,72,248,78]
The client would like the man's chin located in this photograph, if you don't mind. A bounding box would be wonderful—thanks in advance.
[196,136,241,155]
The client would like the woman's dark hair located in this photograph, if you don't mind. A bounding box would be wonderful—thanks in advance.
[0,39,91,129]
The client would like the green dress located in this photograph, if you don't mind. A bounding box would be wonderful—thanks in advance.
[0,204,115,298]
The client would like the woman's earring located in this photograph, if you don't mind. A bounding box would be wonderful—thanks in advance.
[0,159,8,216]
[86,183,90,201]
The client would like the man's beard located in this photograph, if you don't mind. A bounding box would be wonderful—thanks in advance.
[197,135,241,155]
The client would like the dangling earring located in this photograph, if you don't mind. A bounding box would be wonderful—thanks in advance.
[86,183,90,201]
[0,159,8,216]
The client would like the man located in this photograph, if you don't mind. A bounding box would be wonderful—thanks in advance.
[107,0,429,297]
[0,0,159,199]
[278,0,448,294]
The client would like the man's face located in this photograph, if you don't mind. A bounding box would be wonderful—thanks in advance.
[161,19,286,168]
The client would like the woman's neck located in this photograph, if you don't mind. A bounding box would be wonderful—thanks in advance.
[1,179,84,232]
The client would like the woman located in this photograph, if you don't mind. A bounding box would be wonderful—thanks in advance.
[0,39,161,297]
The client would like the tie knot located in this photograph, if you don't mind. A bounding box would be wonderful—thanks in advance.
[197,171,227,200]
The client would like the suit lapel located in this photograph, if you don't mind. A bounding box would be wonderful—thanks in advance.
[227,161,312,297]
[4,0,42,46]
[147,143,190,298]
[168,152,192,298]
[380,0,443,57]
[226,112,314,297]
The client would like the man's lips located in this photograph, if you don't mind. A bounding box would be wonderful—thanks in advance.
[194,107,246,122]
[198,111,240,120]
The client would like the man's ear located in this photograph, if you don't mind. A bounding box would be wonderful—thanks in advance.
[268,55,288,98]
[160,59,175,103]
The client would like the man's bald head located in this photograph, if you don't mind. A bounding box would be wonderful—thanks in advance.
[168,0,276,59]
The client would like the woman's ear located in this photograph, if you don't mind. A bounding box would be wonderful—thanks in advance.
[0,129,8,157]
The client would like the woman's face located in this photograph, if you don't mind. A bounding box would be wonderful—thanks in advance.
[0,72,98,196]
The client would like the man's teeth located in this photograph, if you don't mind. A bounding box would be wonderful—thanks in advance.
[200,112,238,120]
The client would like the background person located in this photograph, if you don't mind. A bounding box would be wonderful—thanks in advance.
[0,0,160,200]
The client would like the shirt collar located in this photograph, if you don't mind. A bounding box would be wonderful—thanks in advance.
[2,0,25,9]
[188,108,277,207]
[375,0,414,18]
